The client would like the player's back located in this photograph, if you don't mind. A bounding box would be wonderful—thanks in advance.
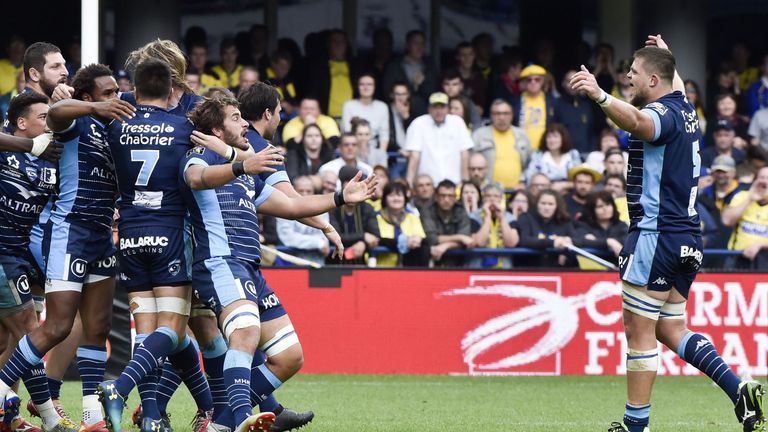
[0,151,57,253]
[51,116,116,230]
[107,104,193,228]
[626,91,702,233]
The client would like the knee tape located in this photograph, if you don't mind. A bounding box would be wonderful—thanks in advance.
[622,282,664,321]
[130,297,157,314]
[626,348,659,372]
[33,296,45,314]
[259,324,300,357]
[190,304,216,318]
[659,301,686,320]
[221,304,260,340]
[156,296,191,316]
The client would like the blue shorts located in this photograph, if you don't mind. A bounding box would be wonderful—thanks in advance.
[619,230,703,299]
[192,256,286,322]
[43,220,116,292]
[0,252,42,316]
[117,226,190,293]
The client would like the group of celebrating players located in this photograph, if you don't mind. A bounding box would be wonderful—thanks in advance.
[0,31,765,432]
[0,38,376,432]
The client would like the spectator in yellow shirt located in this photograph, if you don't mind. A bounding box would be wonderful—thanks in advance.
[511,64,556,149]
[0,36,25,96]
[376,182,428,267]
[472,99,532,189]
[722,166,768,269]
[210,38,243,90]
[282,97,341,147]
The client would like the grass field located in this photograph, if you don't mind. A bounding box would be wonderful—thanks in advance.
[15,374,756,431]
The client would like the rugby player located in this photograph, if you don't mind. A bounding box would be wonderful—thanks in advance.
[179,92,376,431]
[571,34,765,432]
[0,92,78,432]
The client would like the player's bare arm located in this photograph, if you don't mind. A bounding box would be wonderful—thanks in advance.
[190,130,258,161]
[0,131,61,161]
[47,98,136,132]
[259,171,378,220]
[184,146,284,190]
[569,65,657,142]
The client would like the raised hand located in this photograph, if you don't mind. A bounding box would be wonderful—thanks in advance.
[645,34,669,51]
[569,65,603,101]
[93,100,136,123]
[243,145,284,175]
[341,171,378,204]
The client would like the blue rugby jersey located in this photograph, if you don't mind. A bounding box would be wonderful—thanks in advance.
[0,151,57,253]
[245,124,289,185]
[106,105,193,228]
[626,91,702,233]
[50,117,116,229]
[179,146,274,263]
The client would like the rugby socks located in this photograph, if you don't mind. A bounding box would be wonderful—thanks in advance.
[132,334,161,420]
[623,403,650,432]
[0,336,41,400]
[251,351,283,406]
[77,345,107,425]
[22,361,51,406]
[167,336,212,412]
[156,362,182,414]
[677,331,741,403]
[114,327,178,400]
[202,335,229,421]
[47,378,63,400]
[37,399,65,430]
[223,350,254,427]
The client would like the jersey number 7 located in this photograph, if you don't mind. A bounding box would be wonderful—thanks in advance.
[131,149,160,186]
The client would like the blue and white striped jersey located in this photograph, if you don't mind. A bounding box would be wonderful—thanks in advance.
[626,91,702,233]
[50,116,116,229]
[180,146,274,263]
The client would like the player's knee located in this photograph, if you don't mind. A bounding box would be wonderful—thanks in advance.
[41,316,76,345]
[221,303,261,351]
[156,296,192,340]
[261,324,302,377]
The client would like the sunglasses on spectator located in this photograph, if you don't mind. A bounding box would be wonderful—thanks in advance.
[526,76,543,83]
[491,111,512,116]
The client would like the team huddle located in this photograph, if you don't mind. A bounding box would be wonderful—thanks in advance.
[0,38,376,432]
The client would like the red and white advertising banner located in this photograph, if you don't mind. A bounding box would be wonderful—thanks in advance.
[263,269,768,376]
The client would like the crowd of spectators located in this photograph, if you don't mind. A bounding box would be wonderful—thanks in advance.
[2,26,768,269]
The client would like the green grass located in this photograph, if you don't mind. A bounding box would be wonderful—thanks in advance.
[15,374,753,431]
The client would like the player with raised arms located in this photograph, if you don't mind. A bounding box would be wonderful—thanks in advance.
[570,34,765,432]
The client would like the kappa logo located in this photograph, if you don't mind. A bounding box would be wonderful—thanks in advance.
[652,277,668,286]
[695,339,710,351]
[70,258,87,278]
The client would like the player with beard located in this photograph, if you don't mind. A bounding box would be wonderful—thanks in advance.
[179,92,376,432]
[0,92,78,432]
[571,34,765,432]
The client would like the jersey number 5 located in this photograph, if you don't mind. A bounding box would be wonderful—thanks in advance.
[131,149,159,186]
[688,140,701,216]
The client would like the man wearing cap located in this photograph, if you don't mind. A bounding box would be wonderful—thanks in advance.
[701,119,746,169]
[115,69,133,93]
[511,64,556,149]
[404,92,473,185]
[565,164,601,219]
[698,154,748,264]
[472,99,531,189]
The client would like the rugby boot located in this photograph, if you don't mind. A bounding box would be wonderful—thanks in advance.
[78,420,108,432]
[40,418,78,432]
[131,405,142,428]
[96,381,124,432]
[26,401,68,421]
[235,413,275,432]
[736,381,767,432]
[191,410,229,432]
[607,422,649,432]
[268,408,314,432]
[139,417,169,432]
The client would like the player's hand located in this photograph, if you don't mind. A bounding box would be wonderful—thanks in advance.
[39,141,63,161]
[51,84,75,102]
[30,132,61,160]
[242,146,284,175]
[569,65,603,101]
[324,228,344,260]
[645,34,669,51]
[341,171,378,204]
[93,100,135,123]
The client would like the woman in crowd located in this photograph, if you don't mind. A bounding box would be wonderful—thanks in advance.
[375,182,429,267]
[585,128,621,173]
[507,189,533,221]
[284,123,335,181]
[516,189,580,267]
[449,95,473,131]
[708,93,749,147]
[575,190,628,263]
[459,181,481,215]
[524,123,582,192]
